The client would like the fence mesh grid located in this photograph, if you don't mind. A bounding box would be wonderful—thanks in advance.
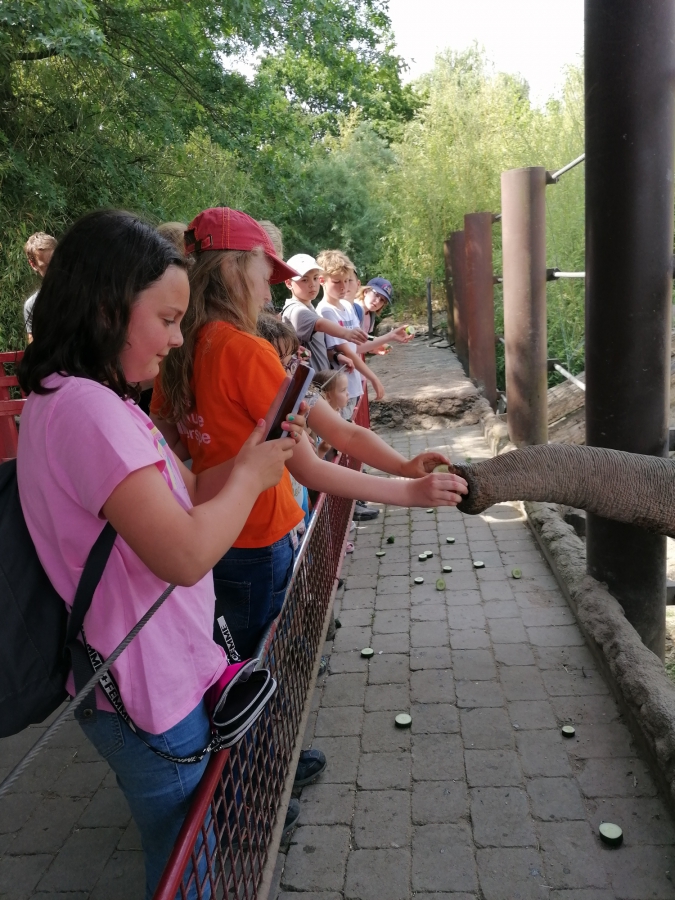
[154,394,369,900]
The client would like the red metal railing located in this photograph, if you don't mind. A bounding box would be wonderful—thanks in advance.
[0,351,25,461]
[153,391,369,900]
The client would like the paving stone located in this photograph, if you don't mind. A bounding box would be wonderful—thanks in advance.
[412,823,478,892]
[353,790,411,848]
[362,711,411,752]
[483,596,518,615]
[282,825,350,892]
[368,653,410,685]
[89,850,144,900]
[36,827,124,892]
[528,625,586,648]
[412,780,468,824]
[606,843,675,899]
[341,587,377,608]
[564,724,634,759]
[299,783,354,825]
[535,645,598,671]
[357,752,411,790]
[315,706,364,737]
[450,628,491,650]
[500,665,547,701]
[542,669,609,697]
[278,894,342,900]
[411,603,447,622]
[549,891,615,900]
[538,820,609,890]
[333,626,373,653]
[411,620,449,647]
[9,797,88,854]
[527,777,586,821]
[520,606,576,627]
[0,792,41,835]
[3,748,76,795]
[413,894,476,900]
[455,680,504,708]
[460,707,514,750]
[373,609,410,634]
[442,571,479,591]
[587,796,675,845]
[377,575,412,595]
[470,786,537,847]
[338,607,375,628]
[116,819,142,851]
[509,700,558,730]
[369,632,410,653]
[0,853,52,900]
[322,672,367,707]
[329,651,369,674]
[465,750,522,787]
[410,647,453,670]
[517,729,572,777]
[411,669,455,704]
[489,617,528,644]
[344,848,411,900]
[446,606,487,629]
[550,695,621,725]
[314,736,360,783]
[365,682,409,712]
[577,758,657,798]
[445,589,483,607]
[412,733,464,781]
[410,703,460,734]
[494,643,536,666]
[453,649,497,681]
[344,573,378,590]
[348,558,379,576]
[476,847,549,900]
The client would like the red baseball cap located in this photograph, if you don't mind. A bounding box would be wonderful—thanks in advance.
[184,207,299,283]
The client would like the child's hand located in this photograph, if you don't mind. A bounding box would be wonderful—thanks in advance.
[376,344,392,356]
[344,326,369,344]
[337,354,355,372]
[399,451,451,479]
[389,325,414,344]
[281,412,306,441]
[233,420,296,493]
[404,472,468,507]
[297,346,312,363]
[317,439,332,458]
[370,376,385,401]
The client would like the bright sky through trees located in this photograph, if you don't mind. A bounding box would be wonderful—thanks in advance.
[388,0,584,106]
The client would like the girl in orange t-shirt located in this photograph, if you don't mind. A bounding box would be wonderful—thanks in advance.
[152,207,468,660]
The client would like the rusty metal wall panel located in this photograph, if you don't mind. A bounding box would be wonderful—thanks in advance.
[449,230,469,373]
[465,212,497,408]
[442,239,455,344]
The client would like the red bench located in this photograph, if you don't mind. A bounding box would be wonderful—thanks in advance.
[0,351,25,461]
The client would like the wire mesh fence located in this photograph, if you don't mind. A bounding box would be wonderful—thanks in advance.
[153,392,368,900]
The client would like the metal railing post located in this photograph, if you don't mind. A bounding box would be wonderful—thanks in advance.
[500,167,548,445]
[464,211,498,408]
[585,0,675,658]
[442,239,455,344]
[425,277,433,338]
[449,230,469,373]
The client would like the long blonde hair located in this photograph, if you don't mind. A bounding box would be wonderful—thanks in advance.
[159,246,265,423]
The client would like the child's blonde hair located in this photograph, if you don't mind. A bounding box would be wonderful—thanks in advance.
[316,249,356,278]
[257,314,299,360]
[157,221,188,258]
[313,368,346,396]
[159,247,265,422]
[257,221,284,258]
[24,231,57,265]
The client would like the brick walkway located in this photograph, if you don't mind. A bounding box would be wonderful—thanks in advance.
[275,422,675,900]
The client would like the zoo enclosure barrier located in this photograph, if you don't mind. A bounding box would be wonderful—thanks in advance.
[153,391,369,900]
[0,351,25,461]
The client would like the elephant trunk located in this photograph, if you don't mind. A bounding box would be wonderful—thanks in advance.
[451,444,675,538]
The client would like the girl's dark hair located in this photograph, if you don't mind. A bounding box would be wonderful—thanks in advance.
[18,209,186,397]
[256,314,299,358]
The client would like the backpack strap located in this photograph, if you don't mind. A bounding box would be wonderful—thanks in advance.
[65,522,117,722]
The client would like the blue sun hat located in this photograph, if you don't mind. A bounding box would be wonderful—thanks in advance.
[367,277,393,304]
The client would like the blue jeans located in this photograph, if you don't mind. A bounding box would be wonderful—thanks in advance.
[80,702,212,900]
[213,533,294,659]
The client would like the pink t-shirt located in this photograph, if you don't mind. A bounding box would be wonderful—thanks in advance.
[17,374,228,735]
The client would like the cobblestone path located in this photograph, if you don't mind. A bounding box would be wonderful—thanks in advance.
[276,423,675,900]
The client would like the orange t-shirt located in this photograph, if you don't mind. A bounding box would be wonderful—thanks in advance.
[150,321,303,548]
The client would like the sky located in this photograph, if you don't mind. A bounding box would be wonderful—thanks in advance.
[387,0,584,107]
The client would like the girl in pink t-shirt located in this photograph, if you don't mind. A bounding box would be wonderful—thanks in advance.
[16,209,301,899]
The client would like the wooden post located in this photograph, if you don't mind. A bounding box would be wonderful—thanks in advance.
[465,212,497,408]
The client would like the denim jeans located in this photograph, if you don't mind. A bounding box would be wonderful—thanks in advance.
[212,533,294,659]
[80,702,212,900]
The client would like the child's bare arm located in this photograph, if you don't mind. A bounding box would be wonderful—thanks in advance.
[332,343,385,400]
[314,316,368,344]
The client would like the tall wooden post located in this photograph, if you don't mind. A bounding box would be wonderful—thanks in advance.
[465,212,497,408]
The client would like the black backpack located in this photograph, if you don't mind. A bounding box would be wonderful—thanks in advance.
[0,459,116,738]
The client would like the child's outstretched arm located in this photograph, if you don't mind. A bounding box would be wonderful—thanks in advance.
[355,326,412,356]
[314,316,368,344]
[102,421,296,586]
[332,343,385,400]
[286,432,467,508]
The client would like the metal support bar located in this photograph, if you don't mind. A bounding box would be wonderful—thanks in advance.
[546,268,586,280]
[549,153,586,182]
[442,239,455,343]
[501,166,549,446]
[585,0,675,659]
[465,211,498,408]
[449,230,469,373]
[426,277,433,338]
[547,360,586,391]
